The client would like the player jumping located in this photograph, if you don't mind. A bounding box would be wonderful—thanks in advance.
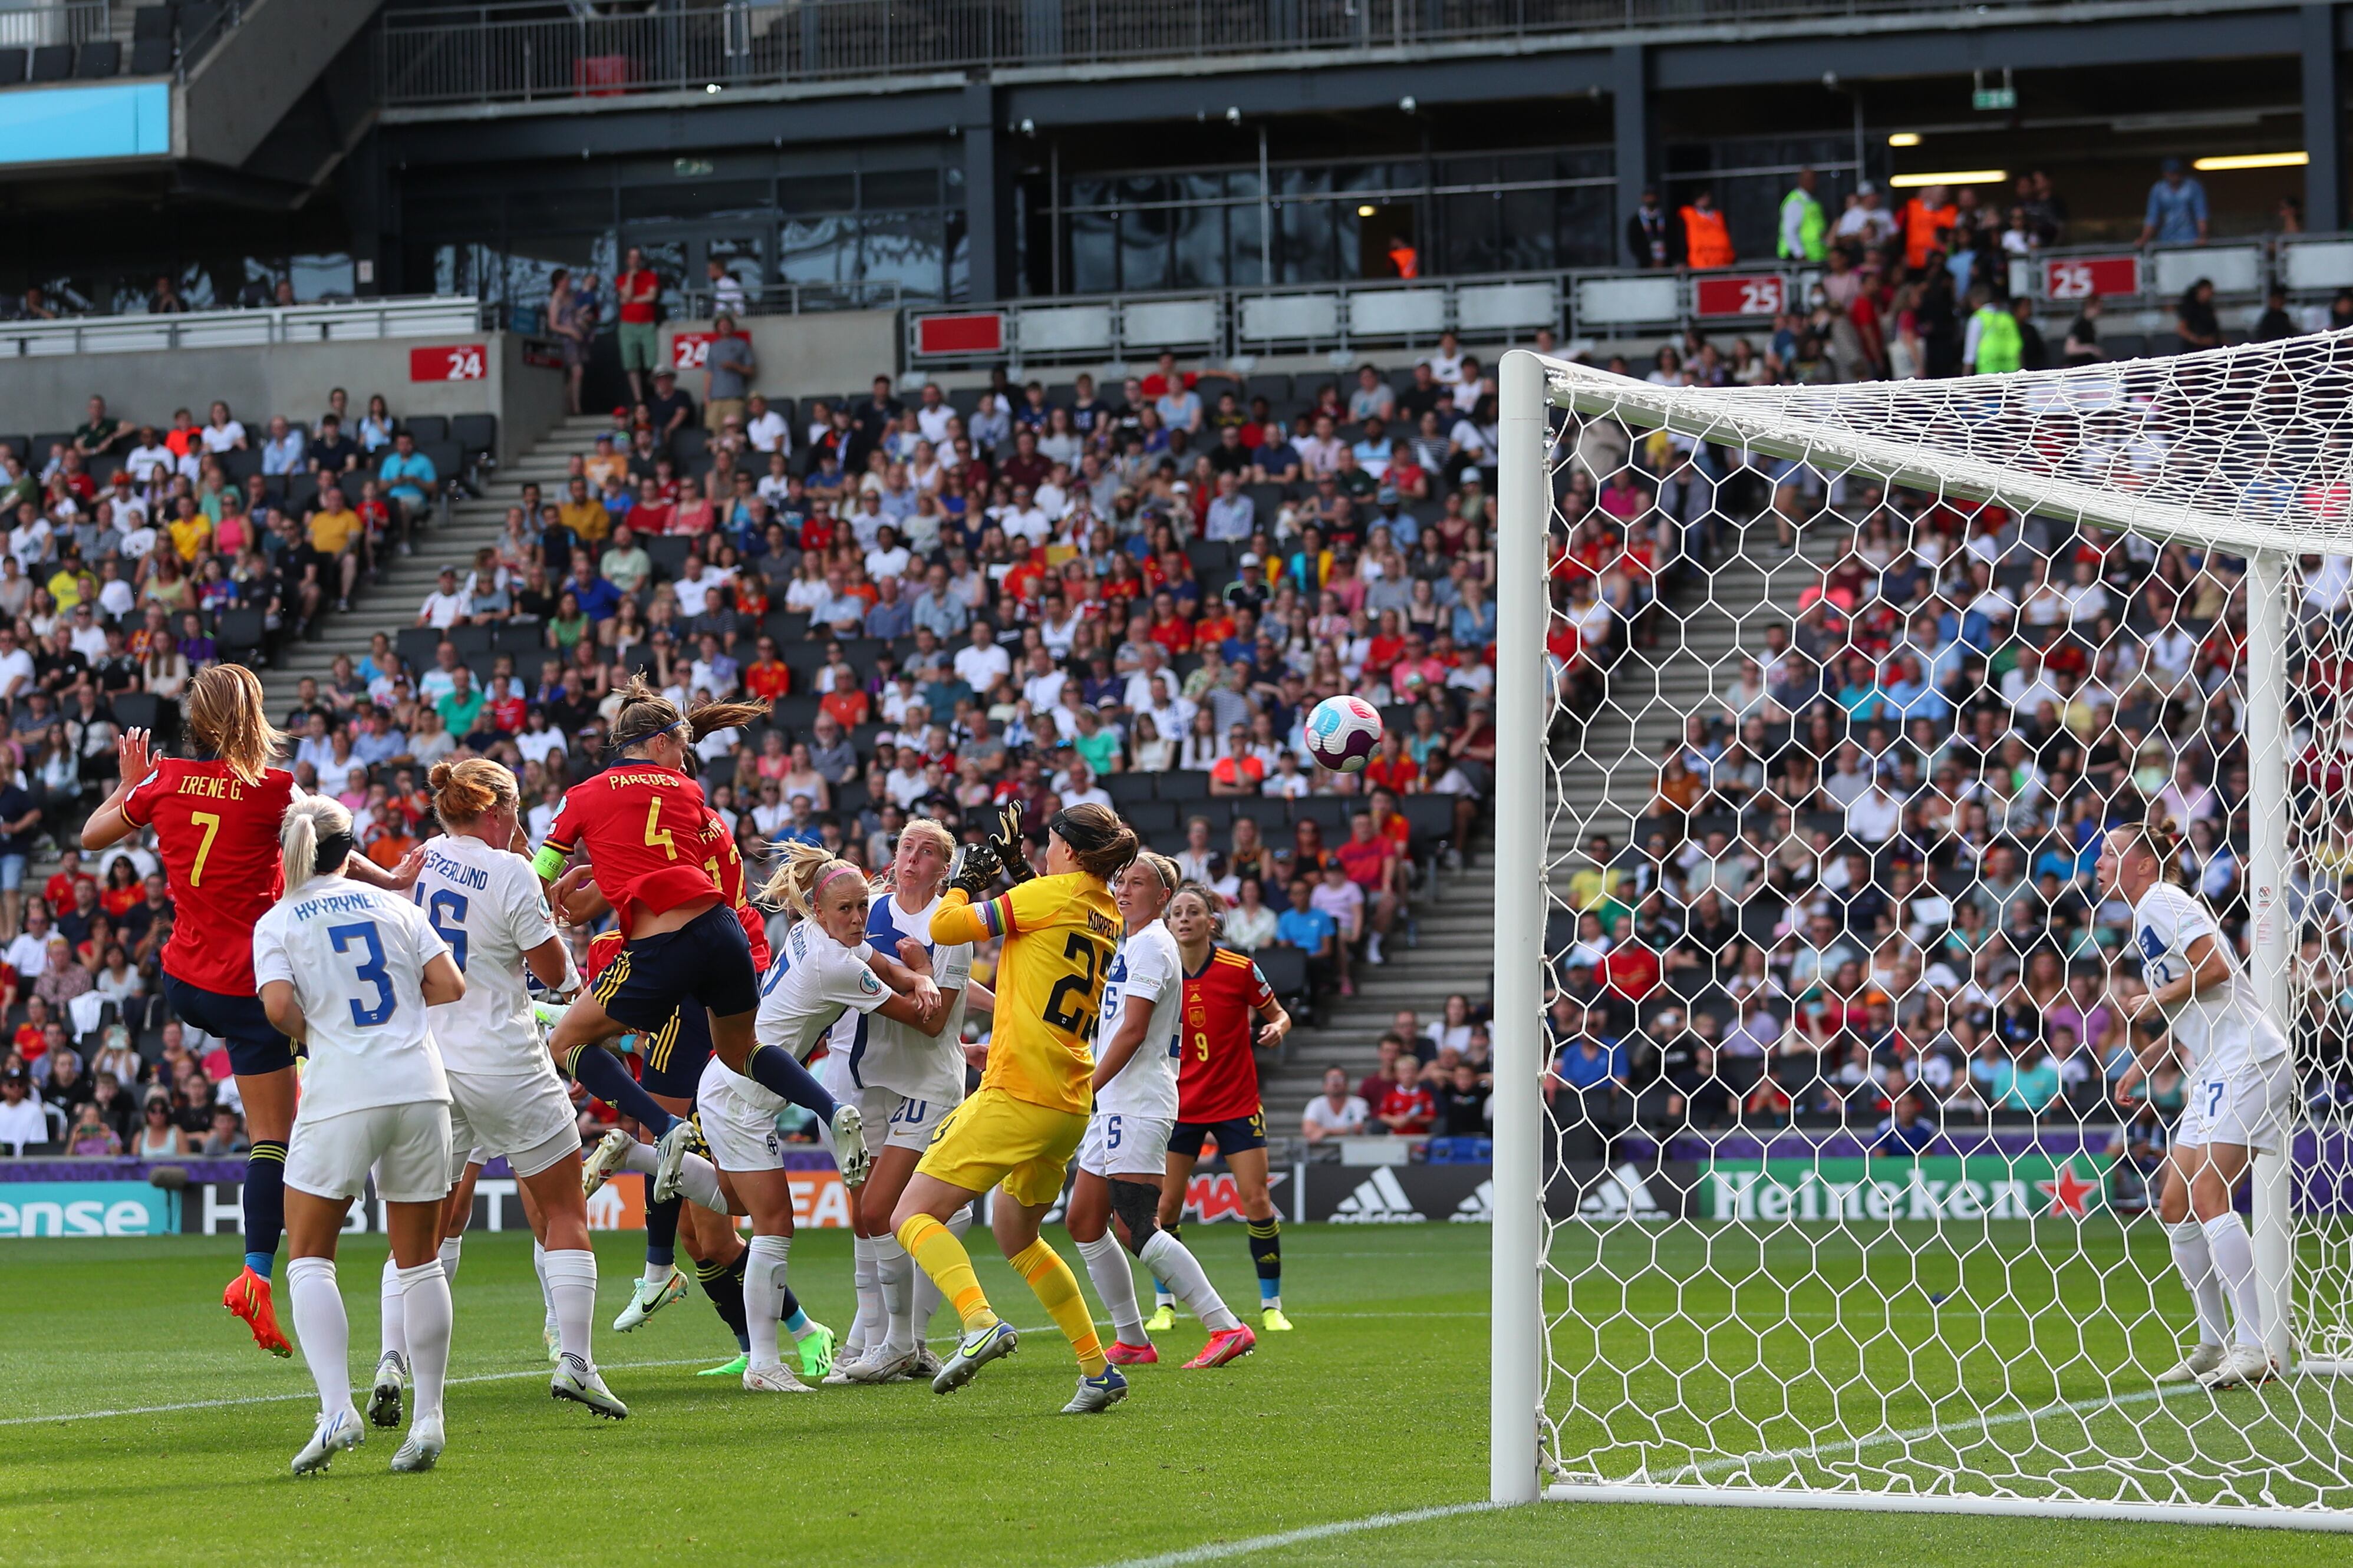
[82,666,421,1358]
[890,802,1138,1413]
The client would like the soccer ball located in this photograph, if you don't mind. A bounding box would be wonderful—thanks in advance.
[1304,695,1382,773]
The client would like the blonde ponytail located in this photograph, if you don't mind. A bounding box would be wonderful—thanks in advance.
[279,795,354,897]
[759,840,868,919]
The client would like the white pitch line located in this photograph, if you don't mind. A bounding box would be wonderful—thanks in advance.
[1087,1501,1512,1568]
[0,1356,720,1428]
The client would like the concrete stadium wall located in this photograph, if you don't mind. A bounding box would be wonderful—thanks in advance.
[660,309,901,401]
[0,331,566,467]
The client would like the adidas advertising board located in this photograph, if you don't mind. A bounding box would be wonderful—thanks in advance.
[1297,1161,1698,1224]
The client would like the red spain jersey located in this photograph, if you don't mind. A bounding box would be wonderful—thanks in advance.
[1176,947,1275,1123]
[698,808,770,971]
[544,764,720,939]
[121,760,295,992]
[585,929,624,983]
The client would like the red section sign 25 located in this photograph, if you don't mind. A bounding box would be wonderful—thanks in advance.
[2042,256,2140,300]
[1692,275,1787,318]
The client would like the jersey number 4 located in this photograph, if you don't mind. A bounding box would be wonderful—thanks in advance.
[1042,932,1108,1038]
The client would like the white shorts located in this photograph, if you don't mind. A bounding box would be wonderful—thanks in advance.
[446,1068,581,1183]
[289,1101,454,1206]
[815,1052,958,1156]
[2178,1054,2296,1155]
[697,1057,785,1173]
[1077,1110,1175,1180]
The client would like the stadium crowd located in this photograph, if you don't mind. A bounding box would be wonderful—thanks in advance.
[0,338,1522,1153]
[1534,434,2311,1168]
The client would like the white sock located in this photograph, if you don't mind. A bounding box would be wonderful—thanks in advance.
[1076,1234,1148,1346]
[288,1255,355,1421]
[533,1240,557,1332]
[543,1248,599,1365]
[744,1233,792,1370]
[1141,1230,1242,1333]
[379,1254,408,1361]
[674,1154,726,1214]
[875,1236,916,1358]
[845,1236,881,1356]
[2166,1219,2230,1347]
[619,1140,660,1176]
[2203,1213,2265,1349]
[911,1204,971,1339]
[395,1260,453,1424]
[437,1236,463,1282]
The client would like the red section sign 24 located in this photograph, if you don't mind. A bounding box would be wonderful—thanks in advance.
[410,344,486,381]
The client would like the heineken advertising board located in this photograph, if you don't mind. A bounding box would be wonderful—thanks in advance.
[1699,1155,2110,1223]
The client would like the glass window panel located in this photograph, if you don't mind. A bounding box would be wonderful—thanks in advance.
[946,210,971,302]
[859,210,944,300]
[1172,201,1225,289]
[779,174,856,214]
[1276,197,1333,284]
[619,179,769,222]
[1226,170,1261,202]
[1559,147,1611,180]
[1119,206,1171,292]
[863,169,941,208]
[1498,189,1553,273]
[1228,200,1267,289]
[1067,209,1116,295]
[707,236,766,303]
[1556,183,1614,268]
[1120,175,1169,209]
[1067,178,1113,212]
[1440,192,1499,275]
[777,217,851,286]
[292,253,358,303]
[1436,157,1497,190]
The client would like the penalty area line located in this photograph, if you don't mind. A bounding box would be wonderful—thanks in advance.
[1087,1500,1512,1568]
[0,1357,721,1428]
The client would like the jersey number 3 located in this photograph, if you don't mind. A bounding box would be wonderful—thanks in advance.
[1042,932,1106,1037]
[329,921,396,1028]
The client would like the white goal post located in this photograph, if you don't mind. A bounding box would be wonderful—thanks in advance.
[1491,338,2353,1529]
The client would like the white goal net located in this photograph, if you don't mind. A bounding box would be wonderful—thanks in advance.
[1488,336,2353,1530]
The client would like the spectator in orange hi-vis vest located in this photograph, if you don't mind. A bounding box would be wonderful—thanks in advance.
[1388,236,1419,279]
[1902,184,1957,270]
[1679,189,1735,269]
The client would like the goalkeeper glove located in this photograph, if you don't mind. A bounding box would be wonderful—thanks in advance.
[990,803,1036,884]
[949,842,1003,900]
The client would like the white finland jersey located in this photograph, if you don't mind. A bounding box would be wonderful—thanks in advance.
[824,889,971,1104]
[411,835,561,1077]
[2131,881,2288,1077]
[252,874,450,1120]
[739,919,889,1113]
[1093,917,1182,1120]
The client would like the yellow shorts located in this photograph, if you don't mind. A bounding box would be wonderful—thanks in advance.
[915,1087,1088,1209]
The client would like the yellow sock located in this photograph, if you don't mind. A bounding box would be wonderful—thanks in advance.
[898,1214,997,1334]
[1011,1237,1107,1376]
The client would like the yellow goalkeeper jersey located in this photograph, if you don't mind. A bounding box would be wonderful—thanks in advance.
[931,872,1119,1115]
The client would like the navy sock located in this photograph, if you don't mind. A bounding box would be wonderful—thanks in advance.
[566,1044,678,1136]
[645,1185,680,1270]
[1247,1217,1281,1303]
[744,1044,838,1122]
[243,1140,287,1280]
[696,1252,750,1349]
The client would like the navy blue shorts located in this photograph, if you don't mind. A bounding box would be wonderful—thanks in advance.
[590,903,759,1036]
[635,1001,713,1100]
[163,972,297,1077]
[1168,1108,1268,1158]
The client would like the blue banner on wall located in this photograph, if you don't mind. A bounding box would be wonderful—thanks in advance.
[0,1181,179,1237]
[0,82,170,164]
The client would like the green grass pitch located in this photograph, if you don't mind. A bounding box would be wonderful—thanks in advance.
[6,1223,2353,1566]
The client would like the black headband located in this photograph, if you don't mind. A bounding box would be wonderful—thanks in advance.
[314,829,355,878]
[1046,808,1120,854]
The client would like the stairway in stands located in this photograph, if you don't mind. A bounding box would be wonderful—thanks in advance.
[260,412,612,717]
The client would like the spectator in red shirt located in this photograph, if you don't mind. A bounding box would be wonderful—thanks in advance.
[1359,1032,1408,1108]
[1208,725,1266,795]
[615,245,662,404]
[1363,732,1421,795]
[1335,809,1403,965]
[744,636,790,700]
[1146,592,1194,655]
[1600,916,1661,1009]
[1375,1054,1436,1135]
[43,852,93,922]
[819,662,871,729]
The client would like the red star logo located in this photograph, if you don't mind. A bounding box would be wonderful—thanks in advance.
[2037,1163,2097,1218]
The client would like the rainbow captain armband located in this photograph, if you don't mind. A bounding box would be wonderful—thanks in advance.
[533,843,568,880]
